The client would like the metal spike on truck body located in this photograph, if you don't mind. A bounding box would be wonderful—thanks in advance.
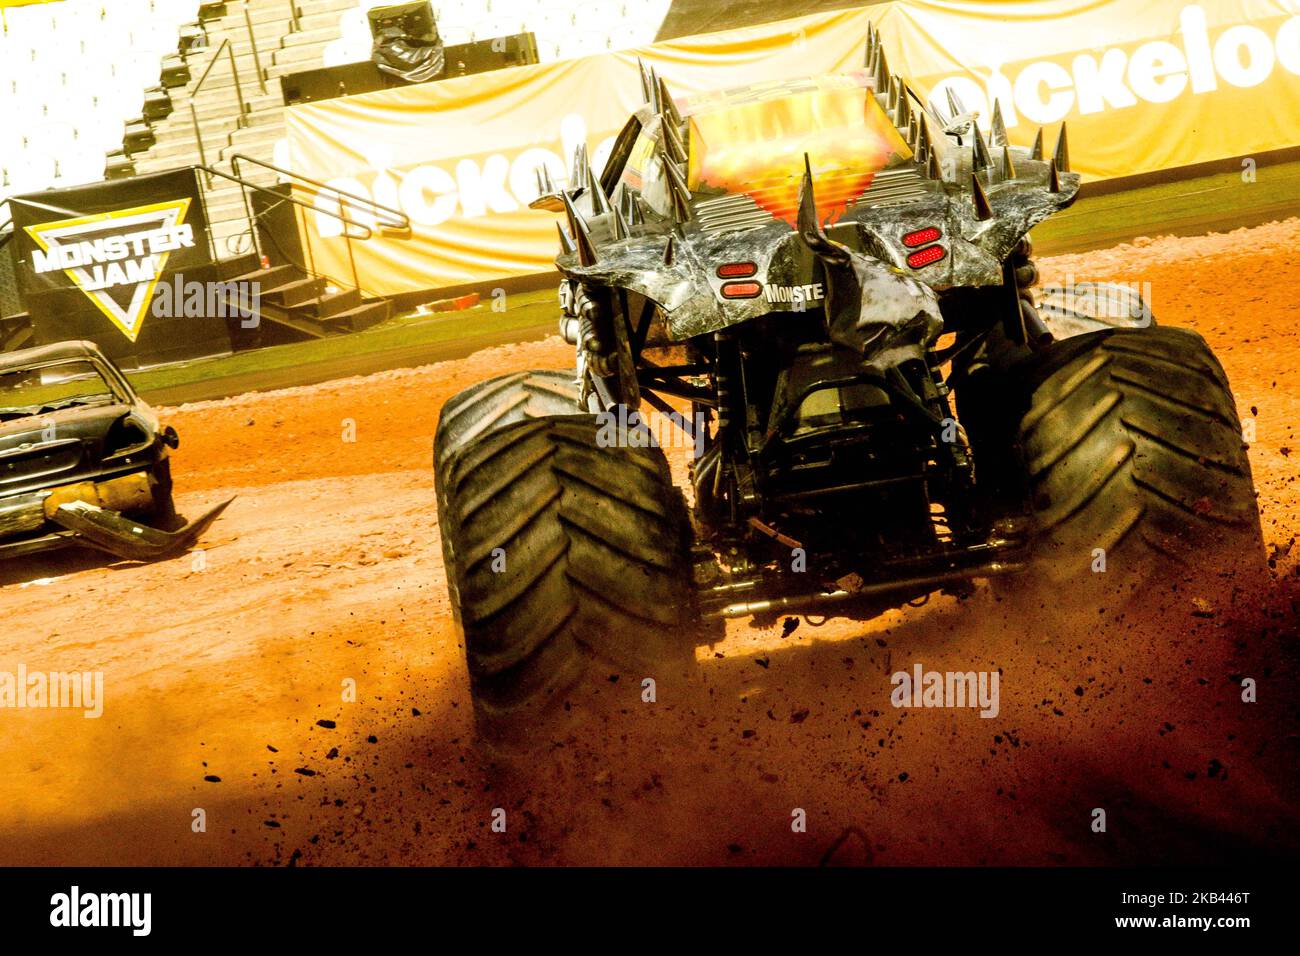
[560,190,598,266]
[971,124,992,171]
[611,203,629,240]
[969,172,993,220]
[1054,122,1070,173]
[661,148,693,223]
[570,142,589,192]
[945,87,968,120]
[1000,145,1016,181]
[990,100,1008,147]
[587,165,613,217]
[1030,127,1044,161]
[657,75,683,129]
[893,82,910,129]
[555,221,576,255]
[638,57,654,104]
[873,46,889,94]
[626,189,645,226]
[662,117,687,165]
[926,97,948,127]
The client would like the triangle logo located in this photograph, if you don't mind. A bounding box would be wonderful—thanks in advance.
[24,198,195,343]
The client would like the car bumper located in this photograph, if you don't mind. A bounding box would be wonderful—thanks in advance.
[0,471,154,559]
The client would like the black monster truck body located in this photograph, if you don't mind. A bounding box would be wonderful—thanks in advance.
[434,26,1264,742]
[0,340,229,563]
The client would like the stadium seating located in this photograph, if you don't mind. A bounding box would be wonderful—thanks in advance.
[0,0,202,199]
[2,0,672,253]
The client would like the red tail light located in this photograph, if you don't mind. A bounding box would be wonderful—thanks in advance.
[906,245,946,269]
[902,226,942,247]
[720,281,762,299]
[717,262,757,278]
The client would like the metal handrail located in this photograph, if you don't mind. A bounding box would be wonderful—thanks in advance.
[228,153,411,297]
[243,2,267,94]
[190,37,250,188]
[196,164,376,239]
[287,0,300,33]
[196,164,376,292]
[229,153,411,232]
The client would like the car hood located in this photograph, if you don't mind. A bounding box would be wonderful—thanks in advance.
[0,403,153,498]
[0,402,136,447]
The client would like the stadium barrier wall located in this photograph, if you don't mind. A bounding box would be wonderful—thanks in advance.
[284,0,1300,295]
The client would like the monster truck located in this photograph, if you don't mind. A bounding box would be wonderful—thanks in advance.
[0,340,230,562]
[434,26,1263,739]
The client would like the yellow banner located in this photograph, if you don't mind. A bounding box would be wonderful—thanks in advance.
[284,0,1300,296]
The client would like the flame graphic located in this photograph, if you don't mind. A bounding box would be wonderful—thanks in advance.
[687,76,911,227]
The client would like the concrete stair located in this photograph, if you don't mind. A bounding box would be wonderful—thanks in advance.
[221,259,392,343]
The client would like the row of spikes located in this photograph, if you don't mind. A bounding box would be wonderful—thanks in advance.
[555,62,690,265]
[927,80,1070,174]
[557,178,670,268]
[966,127,1067,221]
[869,23,1069,179]
[555,139,654,266]
[640,58,692,224]
[867,30,944,181]
[867,22,1071,224]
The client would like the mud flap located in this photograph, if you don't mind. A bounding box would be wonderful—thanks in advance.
[49,497,234,561]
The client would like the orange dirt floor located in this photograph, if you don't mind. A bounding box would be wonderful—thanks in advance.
[0,220,1297,866]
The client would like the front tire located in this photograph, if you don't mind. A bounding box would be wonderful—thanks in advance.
[436,414,702,745]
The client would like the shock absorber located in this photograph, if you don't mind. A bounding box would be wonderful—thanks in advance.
[713,331,734,433]
[566,282,613,377]
[1012,236,1052,348]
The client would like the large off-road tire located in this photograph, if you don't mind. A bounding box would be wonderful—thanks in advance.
[435,413,702,745]
[433,369,581,471]
[435,368,582,558]
[973,326,1265,616]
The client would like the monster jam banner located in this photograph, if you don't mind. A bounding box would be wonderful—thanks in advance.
[7,167,232,368]
[285,0,1300,295]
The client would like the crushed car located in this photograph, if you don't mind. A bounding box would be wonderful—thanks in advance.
[0,340,230,562]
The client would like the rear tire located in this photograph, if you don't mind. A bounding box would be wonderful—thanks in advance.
[972,327,1265,616]
[436,414,701,746]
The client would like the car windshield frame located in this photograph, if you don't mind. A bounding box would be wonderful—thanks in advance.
[0,356,130,419]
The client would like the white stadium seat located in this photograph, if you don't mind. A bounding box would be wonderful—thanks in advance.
[1,0,674,200]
